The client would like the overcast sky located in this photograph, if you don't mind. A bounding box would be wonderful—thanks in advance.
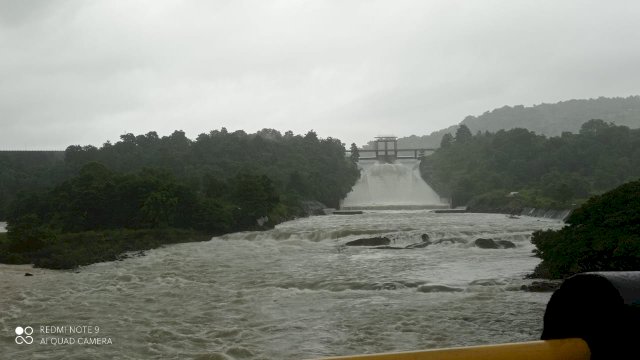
[1,0,639,149]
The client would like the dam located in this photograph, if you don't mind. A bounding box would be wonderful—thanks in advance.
[342,136,448,209]
[341,159,448,209]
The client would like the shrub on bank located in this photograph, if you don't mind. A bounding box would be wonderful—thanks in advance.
[0,228,211,270]
[530,179,640,279]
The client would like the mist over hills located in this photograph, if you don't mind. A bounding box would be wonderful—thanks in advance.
[372,96,640,149]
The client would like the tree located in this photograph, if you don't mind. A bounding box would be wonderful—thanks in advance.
[440,133,454,148]
[5,214,53,253]
[304,130,318,142]
[579,119,613,136]
[231,173,280,227]
[349,143,360,163]
[455,124,473,143]
[287,171,309,196]
[140,190,179,228]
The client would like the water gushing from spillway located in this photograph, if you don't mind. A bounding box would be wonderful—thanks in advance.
[341,159,446,209]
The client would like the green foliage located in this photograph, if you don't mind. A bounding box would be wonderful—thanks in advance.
[57,128,358,208]
[421,121,640,208]
[230,173,280,228]
[5,214,55,253]
[349,143,360,163]
[454,124,473,143]
[0,151,65,219]
[0,128,360,268]
[440,133,453,148]
[530,179,640,279]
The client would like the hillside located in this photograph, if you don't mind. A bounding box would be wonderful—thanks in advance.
[420,120,640,209]
[377,96,640,149]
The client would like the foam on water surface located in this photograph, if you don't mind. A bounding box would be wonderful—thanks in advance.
[1,211,563,359]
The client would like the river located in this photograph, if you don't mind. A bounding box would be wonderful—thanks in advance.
[1,211,563,359]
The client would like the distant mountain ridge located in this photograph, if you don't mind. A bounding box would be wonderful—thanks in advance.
[372,96,640,149]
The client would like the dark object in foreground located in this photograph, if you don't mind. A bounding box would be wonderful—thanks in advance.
[542,272,640,360]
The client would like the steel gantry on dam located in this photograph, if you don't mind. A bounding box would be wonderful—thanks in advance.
[350,136,436,163]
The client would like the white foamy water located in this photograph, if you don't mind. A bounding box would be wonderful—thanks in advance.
[1,211,563,359]
[342,160,446,209]
[0,222,6,232]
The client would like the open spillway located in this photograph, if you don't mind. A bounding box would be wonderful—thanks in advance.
[341,159,447,209]
[1,211,563,359]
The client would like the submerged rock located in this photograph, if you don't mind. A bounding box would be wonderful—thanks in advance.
[24,272,33,277]
[405,233,433,249]
[405,242,430,249]
[496,240,516,248]
[417,284,465,293]
[375,282,400,290]
[520,281,561,292]
[406,236,467,249]
[468,279,506,286]
[474,238,516,249]
[434,238,465,245]
[345,237,390,246]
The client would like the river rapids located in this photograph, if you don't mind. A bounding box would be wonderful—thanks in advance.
[1,212,563,359]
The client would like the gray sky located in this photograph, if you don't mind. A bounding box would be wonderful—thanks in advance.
[1,0,640,149]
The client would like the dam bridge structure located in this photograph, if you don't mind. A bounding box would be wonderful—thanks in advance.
[355,136,436,163]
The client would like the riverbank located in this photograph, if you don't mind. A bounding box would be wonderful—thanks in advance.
[529,179,640,279]
[0,199,329,270]
[0,228,211,270]
[466,206,572,221]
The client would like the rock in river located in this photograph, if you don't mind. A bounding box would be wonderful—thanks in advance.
[474,238,516,249]
[345,237,390,246]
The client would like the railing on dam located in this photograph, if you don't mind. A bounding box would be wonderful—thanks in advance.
[346,148,437,161]
[348,137,436,161]
[357,148,436,160]
[309,271,640,360]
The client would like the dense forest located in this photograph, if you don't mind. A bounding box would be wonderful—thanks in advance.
[421,119,640,210]
[0,128,359,268]
[530,179,640,279]
[379,96,640,150]
[0,151,66,219]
